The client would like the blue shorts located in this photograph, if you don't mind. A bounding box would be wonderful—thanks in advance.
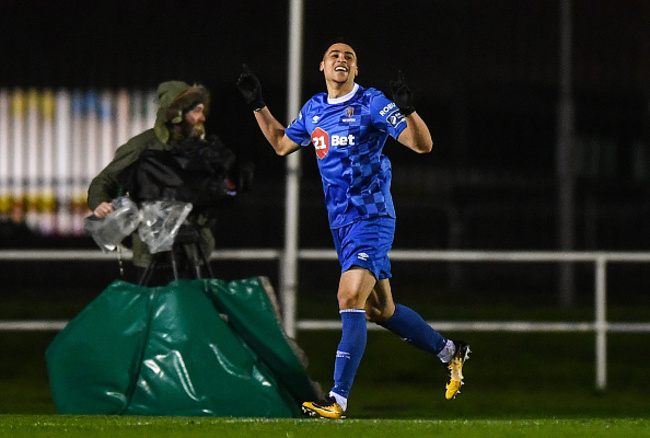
[330,216,395,280]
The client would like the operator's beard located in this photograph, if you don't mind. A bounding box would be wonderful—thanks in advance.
[185,122,206,139]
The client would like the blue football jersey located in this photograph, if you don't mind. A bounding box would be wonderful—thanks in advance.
[285,83,408,229]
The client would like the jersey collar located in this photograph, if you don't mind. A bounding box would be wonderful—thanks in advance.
[327,83,359,105]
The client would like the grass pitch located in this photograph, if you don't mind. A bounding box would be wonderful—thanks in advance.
[2,292,649,437]
[1,416,649,438]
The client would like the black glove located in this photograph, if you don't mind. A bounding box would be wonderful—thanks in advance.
[389,70,415,116]
[236,64,265,111]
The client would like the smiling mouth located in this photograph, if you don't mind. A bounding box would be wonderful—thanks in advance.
[335,66,348,72]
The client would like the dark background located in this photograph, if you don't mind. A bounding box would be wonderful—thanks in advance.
[2,2,649,418]
[1,0,649,295]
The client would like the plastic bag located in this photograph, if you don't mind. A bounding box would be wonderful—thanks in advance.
[138,200,193,254]
[83,197,142,253]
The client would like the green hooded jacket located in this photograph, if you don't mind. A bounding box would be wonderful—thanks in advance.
[87,81,214,268]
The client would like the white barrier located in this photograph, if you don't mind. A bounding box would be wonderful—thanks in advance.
[1,249,649,391]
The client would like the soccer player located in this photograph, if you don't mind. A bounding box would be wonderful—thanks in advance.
[237,39,470,419]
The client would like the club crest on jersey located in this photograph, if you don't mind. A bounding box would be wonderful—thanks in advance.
[341,106,356,123]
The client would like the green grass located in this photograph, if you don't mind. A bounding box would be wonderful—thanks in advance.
[2,330,649,419]
[1,290,649,434]
[0,416,649,438]
[298,331,650,419]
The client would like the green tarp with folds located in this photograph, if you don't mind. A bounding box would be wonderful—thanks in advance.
[45,277,320,417]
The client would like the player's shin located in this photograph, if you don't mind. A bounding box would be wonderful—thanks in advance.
[331,308,367,409]
[378,303,447,358]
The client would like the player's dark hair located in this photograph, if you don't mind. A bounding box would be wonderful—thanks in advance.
[322,37,357,59]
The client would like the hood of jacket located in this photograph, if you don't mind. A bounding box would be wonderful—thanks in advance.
[154,81,210,144]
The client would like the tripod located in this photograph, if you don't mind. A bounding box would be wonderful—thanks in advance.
[138,225,214,286]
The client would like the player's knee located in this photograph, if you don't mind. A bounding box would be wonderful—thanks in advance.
[365,301,395,324]
[365,305,380,322]
[337,289,361,310]
[367,310,390,324]
[337,295,359,310]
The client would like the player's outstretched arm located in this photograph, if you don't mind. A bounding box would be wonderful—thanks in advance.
[397,111,433,154]
[390,71,433,154]
[252,107,300,156]
[237,64,300,156]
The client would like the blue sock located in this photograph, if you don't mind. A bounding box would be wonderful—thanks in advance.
[379,303,447,355]
[331,309,367,399]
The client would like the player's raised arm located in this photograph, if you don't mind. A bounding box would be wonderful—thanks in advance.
[390,71,433,154]
[237,64,300,156]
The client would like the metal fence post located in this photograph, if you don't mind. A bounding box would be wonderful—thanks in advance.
[595,255,607,391]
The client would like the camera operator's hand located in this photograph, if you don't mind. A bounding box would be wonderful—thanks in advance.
[389,70,415,116]
[237,64,265,112]
[93,201,114,218]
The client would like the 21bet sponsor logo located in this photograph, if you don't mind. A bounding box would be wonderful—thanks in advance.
[311,127,356,159]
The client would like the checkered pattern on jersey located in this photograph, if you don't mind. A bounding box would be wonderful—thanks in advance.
[348,110,386,217]
[285,85,402,228]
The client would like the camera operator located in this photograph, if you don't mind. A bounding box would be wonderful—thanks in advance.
[88,81,237,286]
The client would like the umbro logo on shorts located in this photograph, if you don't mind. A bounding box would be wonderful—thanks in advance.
[357,252,369,261]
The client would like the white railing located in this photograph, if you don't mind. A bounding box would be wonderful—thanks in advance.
[1,249,650,391]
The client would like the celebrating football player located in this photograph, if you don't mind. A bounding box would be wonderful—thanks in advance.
[237,38,470,419]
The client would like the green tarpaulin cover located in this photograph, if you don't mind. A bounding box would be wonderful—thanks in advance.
[46,277,319,417]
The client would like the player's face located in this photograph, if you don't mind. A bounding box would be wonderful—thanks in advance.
[183,103,206,138]
[320,43,358,84]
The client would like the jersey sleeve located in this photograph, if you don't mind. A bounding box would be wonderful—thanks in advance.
[369,90,408,140]
[285,103,312,147]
